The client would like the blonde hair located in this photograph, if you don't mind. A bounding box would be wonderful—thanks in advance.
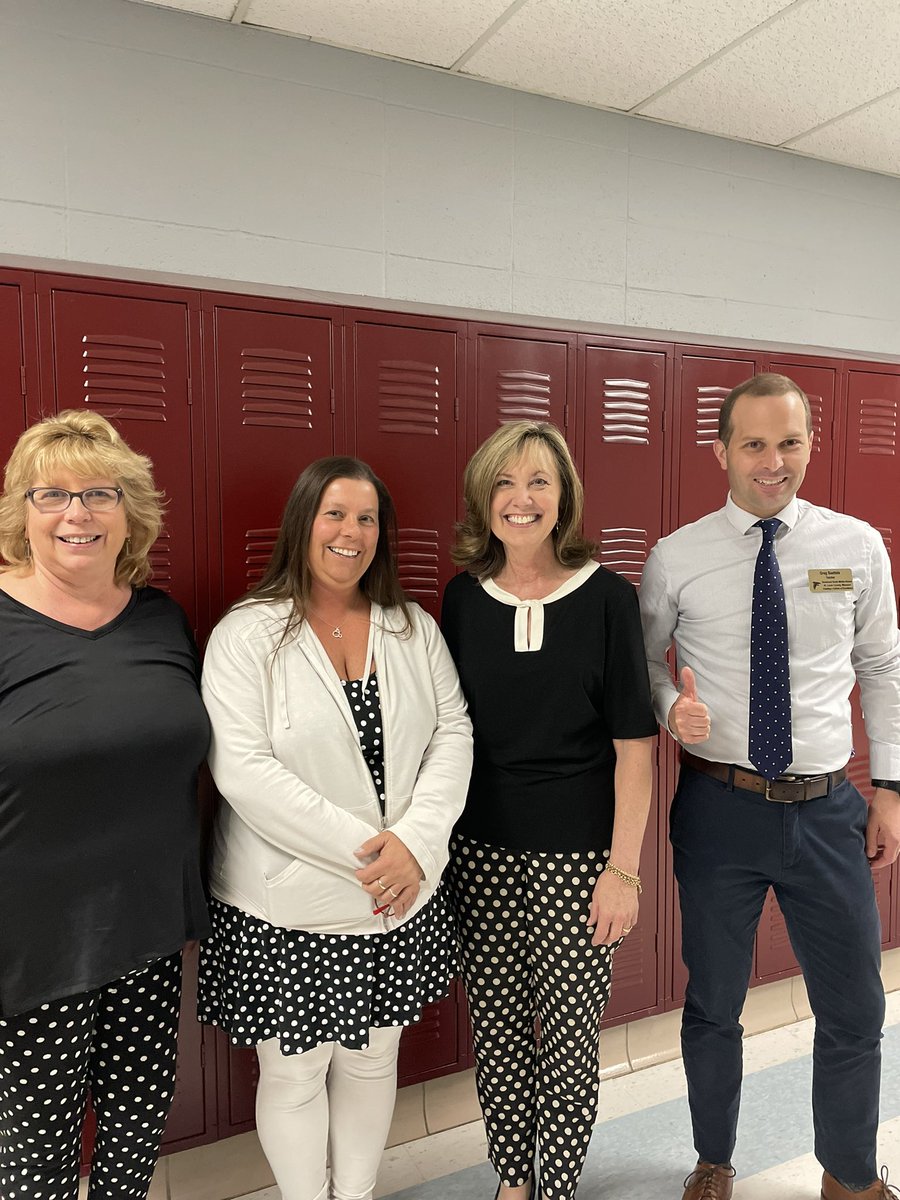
[0,410,163,587]
[452,420,596,578]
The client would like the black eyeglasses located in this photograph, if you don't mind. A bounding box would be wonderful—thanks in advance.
[25,487,125,513]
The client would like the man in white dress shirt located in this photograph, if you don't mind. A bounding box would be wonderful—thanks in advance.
[640,373,900,1200]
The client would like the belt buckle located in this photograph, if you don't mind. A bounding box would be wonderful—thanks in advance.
[764,778,791,802]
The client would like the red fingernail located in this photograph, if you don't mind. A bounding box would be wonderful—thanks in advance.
[372,903,391,916]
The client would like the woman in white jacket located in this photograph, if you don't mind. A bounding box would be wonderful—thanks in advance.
[199,457,473,1200]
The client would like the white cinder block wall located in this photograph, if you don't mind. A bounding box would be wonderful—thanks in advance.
[2,0,900,356]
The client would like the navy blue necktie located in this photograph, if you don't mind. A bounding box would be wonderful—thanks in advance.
[748,518,792,779]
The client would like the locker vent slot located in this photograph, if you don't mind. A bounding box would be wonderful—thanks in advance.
[378,360,439,435]
[241,348,313,429]
[81,333,166,419]
[397,529,439,601]
[694,386,729,446]
[400,1001,441,1045]
[495,369,552,423]
[858,396,897,455]
[148,532,172,592]
[245,528,279,584]
[808,393,824,453]
[761,893,791,953]
[608,929,644,988]
[602,377,651,444]
[598,528,647,584]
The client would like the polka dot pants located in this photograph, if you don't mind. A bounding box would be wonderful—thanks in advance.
[0,953,182,1200]
[447,837,617,1200]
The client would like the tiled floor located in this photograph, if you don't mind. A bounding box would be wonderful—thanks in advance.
[80,948,900,1199]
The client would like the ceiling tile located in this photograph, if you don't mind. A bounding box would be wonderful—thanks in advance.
[244,0,514,68]
[462,0,794,112]
[788,92,900,178]
[131,0,235,16]
[641,0,900,145]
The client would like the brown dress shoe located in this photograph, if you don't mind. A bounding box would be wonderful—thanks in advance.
[822,1167,900,1198]
[682,1161,736,1200]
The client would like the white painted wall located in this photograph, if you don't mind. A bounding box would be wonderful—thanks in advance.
[3,0,900,355]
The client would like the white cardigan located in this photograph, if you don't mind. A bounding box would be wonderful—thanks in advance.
[201,599,473,936]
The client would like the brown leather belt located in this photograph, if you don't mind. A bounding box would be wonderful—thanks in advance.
[681,751,847,803]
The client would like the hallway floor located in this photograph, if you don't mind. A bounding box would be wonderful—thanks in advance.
[228,988,900,1200]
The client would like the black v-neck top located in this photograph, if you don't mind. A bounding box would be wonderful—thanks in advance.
[441,565,657,853]
[0,585,211,1016]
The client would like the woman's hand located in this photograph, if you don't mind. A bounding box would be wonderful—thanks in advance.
[355,831,424,918]
[586,869,639,947]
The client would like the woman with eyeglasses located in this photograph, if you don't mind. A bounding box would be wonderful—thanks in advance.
[0,410,210,1199]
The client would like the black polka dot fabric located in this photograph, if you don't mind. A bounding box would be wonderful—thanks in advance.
[0,953,182,1200]
[342,676,385,812]
[748,518,793,779]
[447,836,619,1200]
[198,673,456,1054]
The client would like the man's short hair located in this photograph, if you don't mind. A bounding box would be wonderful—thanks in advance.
[718,373,812,445]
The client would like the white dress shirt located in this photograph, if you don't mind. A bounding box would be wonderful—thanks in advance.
[640,493,900,777]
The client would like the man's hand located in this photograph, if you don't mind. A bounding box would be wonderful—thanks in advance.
[667,666,712,745]
[866,788,900,869]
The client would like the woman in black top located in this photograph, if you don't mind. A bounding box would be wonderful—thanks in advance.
[442,420,657,1200]
[0,411,210,1200]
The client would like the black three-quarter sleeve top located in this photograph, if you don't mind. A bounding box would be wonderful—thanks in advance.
[0,585,211,1017]
[441,562,658,854]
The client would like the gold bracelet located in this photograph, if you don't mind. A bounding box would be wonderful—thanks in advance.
[605,861,642,893]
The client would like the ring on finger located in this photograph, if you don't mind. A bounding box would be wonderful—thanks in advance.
[623,926,633,934]
[389,886,400,899]
[377,877,388,892]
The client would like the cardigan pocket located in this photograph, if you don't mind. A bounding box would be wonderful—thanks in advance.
[263,857,376,932]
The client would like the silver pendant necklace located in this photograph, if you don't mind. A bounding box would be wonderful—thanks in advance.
[308,608,346,639]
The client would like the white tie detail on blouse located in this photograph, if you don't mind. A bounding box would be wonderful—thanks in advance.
[481,562,600,652]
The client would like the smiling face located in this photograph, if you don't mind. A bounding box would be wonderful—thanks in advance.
[489,450,561,553]
[714,389,813,518]
[25,469,129,586]
[307,477,380,596]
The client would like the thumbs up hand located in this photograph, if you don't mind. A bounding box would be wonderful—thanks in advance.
[668,665,712,744]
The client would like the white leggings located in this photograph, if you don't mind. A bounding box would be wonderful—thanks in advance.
[255,1026,404,1200]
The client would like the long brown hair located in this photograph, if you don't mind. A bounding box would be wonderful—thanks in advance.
[236,456,412,645]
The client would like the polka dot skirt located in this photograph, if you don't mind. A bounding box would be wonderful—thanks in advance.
[198,673,457,1054]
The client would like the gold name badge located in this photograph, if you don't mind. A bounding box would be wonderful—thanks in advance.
[808,568,853,592]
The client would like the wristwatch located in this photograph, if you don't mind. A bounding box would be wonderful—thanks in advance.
[871,779,900,794]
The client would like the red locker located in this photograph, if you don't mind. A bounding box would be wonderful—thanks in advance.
[469,326,574,452]
[750,360,840,975]
[204,296,340,613]
[36,277,204,628]
[841,370,900,584]
[579,341,671,1019]
[765,359,837,509]
[34,277,215,1156]
[842,368,900,950]
[674,350,760,527]
[398,979,473,1086]
[348,315,465,621]
[0,270,38,465]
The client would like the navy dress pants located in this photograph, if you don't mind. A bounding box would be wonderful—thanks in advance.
[671,766,884,1188]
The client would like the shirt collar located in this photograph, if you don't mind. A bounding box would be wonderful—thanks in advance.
[724,492,801,536]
